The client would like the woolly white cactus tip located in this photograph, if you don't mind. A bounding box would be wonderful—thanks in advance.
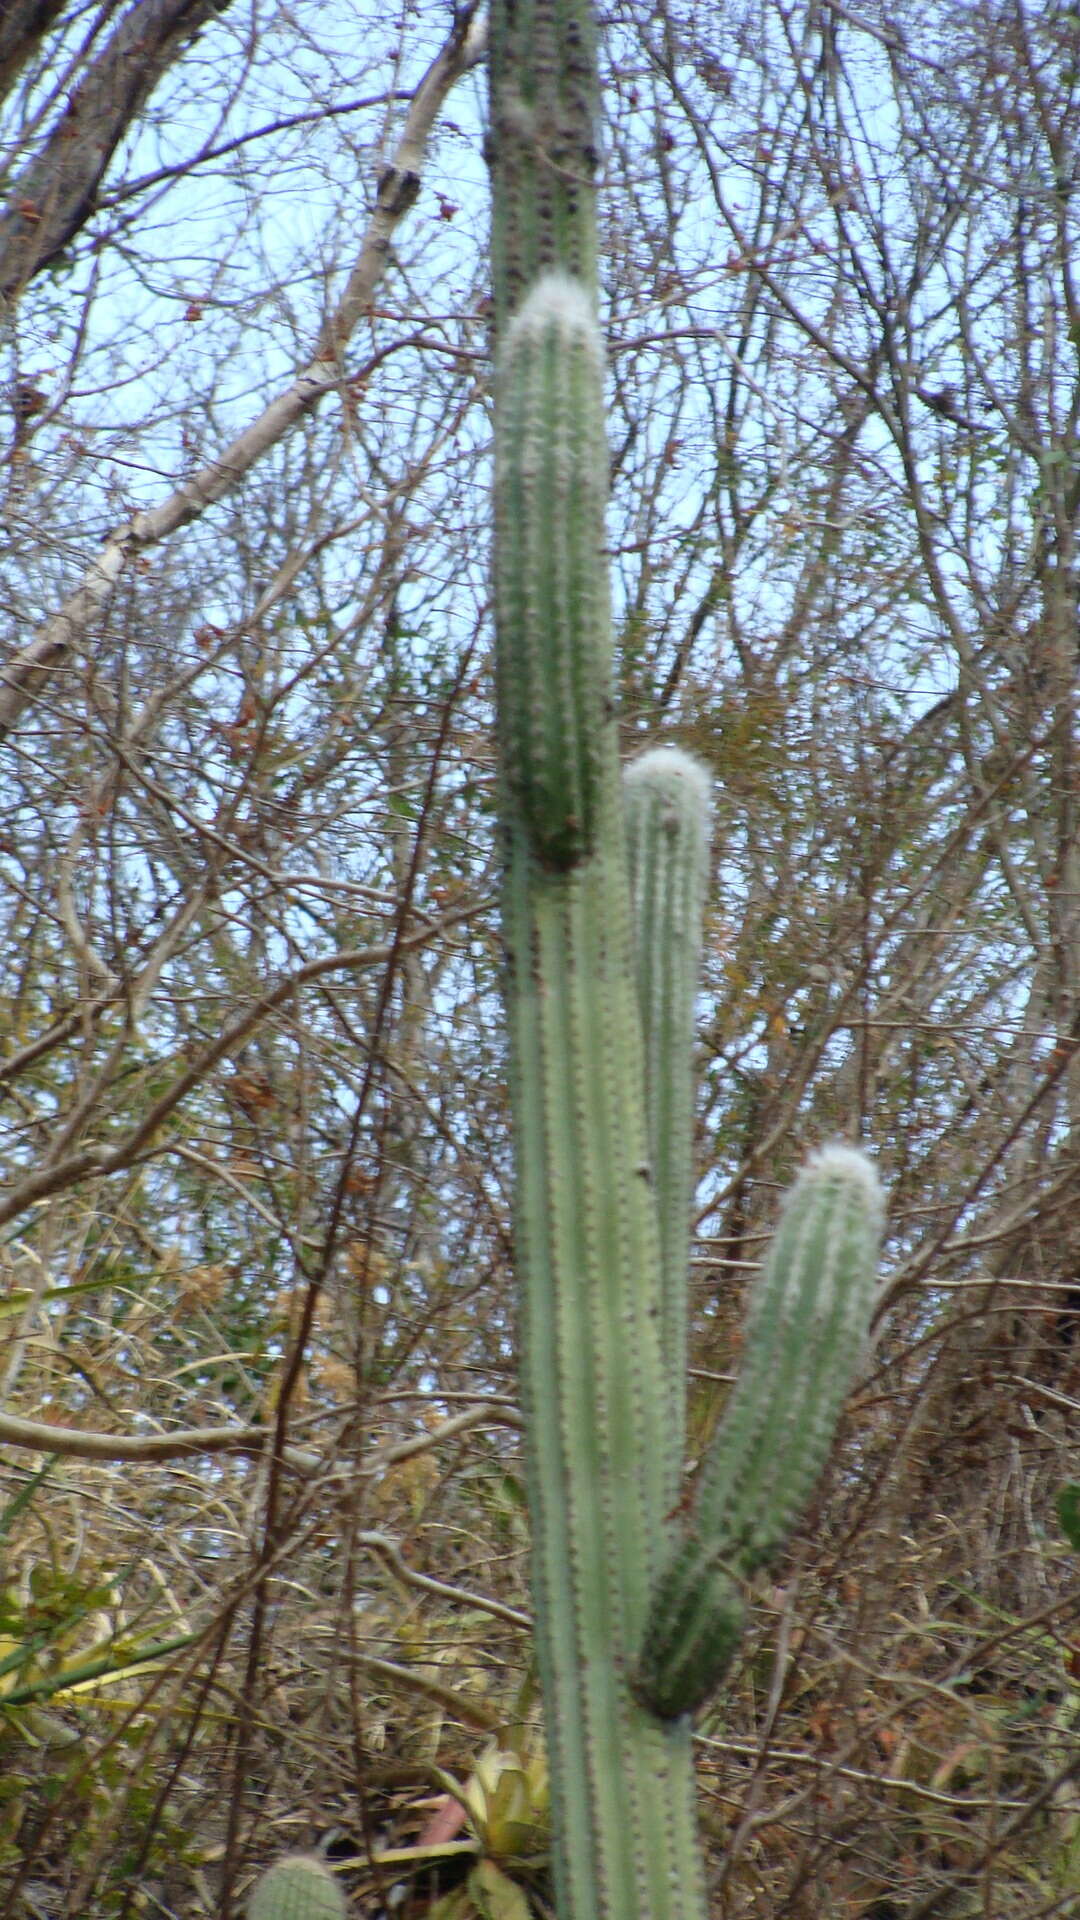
[623,744,713,813]
[504,271,602,356]
[798,1142,885,1227]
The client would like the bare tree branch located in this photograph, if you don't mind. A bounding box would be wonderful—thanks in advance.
[0,0,65,107]
[0,1,487,742]
[0,1398,517,1466]
[0,0,235,303]
[0,892,486,1229]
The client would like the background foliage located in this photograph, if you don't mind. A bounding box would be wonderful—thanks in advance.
[2,1,1080,1914]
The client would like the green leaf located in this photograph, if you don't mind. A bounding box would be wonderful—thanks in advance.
[1057,1483,1080,1550]
[469,1860,533,1920]
[0,1463,55,1577]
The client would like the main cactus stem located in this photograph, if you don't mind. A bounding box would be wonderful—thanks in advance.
[489,7,885,1920]
[496,276,705,1920]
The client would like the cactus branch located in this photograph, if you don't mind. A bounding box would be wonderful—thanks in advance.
[624,746,712,1424]
[495,275,612,869]
[634,1146,884,1720]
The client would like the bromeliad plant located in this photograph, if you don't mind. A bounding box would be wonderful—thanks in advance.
[488,6,885,1920]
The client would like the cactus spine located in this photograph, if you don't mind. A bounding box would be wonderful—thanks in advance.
[488,4,886,1917]
[247,1855,346,1920]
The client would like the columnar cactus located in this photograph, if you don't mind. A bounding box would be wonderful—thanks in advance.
[247,1855,345,1920]
[487,8,887,1920]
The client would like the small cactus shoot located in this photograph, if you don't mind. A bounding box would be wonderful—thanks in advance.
[247,1855,346,1920]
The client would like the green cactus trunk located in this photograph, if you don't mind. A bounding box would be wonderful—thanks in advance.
[494,268,707,1920]
[487,0,600,319]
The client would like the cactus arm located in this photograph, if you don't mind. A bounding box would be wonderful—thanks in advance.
[495,276,611,869]
[624,747,712,1425]
[693,1144,884,1564]
[632,1559,747,1728]
[635,1146,884,1720]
